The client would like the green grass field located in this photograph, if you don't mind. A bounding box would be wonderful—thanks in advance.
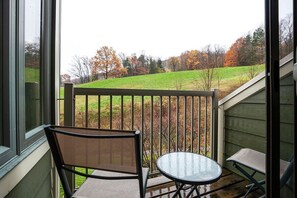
[78,65,264,91]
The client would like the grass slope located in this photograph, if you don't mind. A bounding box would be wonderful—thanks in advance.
[78,65,264,91]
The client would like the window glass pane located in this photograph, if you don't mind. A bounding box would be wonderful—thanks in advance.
[24,0,41,131]
[279,0,294,197]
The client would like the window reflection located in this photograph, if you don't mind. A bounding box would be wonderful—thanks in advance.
[279,0,293,59]
[24,0,41,131]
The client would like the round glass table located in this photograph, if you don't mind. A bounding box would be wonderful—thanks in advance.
[156,152,222,198]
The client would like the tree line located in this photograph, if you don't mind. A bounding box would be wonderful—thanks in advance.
[165,45,225,72]
[67,47,165,84]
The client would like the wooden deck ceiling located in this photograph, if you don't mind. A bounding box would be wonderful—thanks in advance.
[146,168,263,198]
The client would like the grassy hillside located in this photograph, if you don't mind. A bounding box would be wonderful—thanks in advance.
[77,65,264,95]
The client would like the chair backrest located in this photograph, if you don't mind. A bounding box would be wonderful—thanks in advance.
[45,125,142,175]
[45,125,144,197]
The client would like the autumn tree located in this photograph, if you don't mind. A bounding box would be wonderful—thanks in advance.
[110,64,128,78]
[225,26,265,67]
[92,46,126,79]
[224,37,244,66]
[186,50,200,70]
[119,52,130,76]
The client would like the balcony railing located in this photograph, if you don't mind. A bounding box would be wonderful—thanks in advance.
[61,83,218,189]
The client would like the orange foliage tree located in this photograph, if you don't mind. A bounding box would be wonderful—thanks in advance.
[224,37,244,67]
[92,46,127,79]
[186,50,200,70]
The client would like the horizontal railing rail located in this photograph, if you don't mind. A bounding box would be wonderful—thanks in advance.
[74,87,214,97]
[61,83,218,190]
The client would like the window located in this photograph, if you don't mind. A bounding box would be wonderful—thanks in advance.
[0,0,17,165]
[0,0,55,167]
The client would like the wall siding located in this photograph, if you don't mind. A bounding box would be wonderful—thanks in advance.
[224,73,294,175]
[5,151,52,198]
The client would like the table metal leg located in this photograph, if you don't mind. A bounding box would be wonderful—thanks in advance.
[173,183,201,198]
[186,185,197,198]
[173,182,184,198]
[195,186,200,198]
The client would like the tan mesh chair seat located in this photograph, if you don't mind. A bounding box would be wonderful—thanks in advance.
[227,148,290,177]
[73,168,149,198]
[45,125,149,198]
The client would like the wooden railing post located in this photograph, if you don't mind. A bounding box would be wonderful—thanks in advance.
[211,89,219,161]
[64,83,74,127]
[63,83,75,192]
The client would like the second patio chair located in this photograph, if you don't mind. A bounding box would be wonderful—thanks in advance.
[227,148,294,198]
[45,125,149,198]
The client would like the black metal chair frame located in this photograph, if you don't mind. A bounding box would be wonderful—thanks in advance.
[45,125,147,198]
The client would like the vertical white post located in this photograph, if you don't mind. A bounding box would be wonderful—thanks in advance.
[217,104,225,165]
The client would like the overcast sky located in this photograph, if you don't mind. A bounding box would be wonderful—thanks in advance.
[61,0,291,74]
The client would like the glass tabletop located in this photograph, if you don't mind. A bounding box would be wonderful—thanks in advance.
[157,152,222,184]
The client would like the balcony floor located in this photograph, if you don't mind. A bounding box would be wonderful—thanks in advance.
[146,168,263,198]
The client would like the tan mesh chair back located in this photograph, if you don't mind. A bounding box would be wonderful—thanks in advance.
[45,125,148,198]
[48,126,139,174]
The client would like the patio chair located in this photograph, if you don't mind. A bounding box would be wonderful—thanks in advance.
[227,148,294,198]
[45,125,149,198]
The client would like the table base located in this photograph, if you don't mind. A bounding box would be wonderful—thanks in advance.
[173,182,200,198]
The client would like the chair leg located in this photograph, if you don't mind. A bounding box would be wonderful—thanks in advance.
[243,183,255,198]
[233,163,265,196]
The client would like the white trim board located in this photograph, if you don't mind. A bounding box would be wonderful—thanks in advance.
[0,142,50,198]
[219,53,293,111]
